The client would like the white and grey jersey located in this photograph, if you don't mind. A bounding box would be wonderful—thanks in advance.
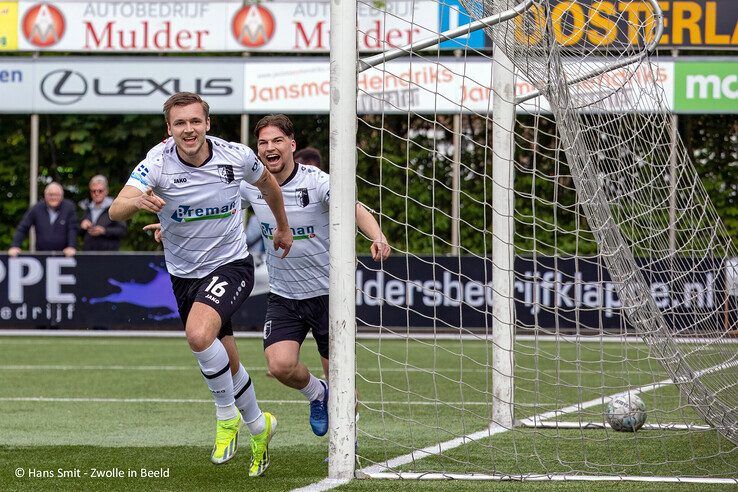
[240,164,330,300]
[126,136,265,278]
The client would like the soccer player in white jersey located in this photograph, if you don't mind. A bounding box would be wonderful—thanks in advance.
[243,115,390,437]
[109,93,292,477]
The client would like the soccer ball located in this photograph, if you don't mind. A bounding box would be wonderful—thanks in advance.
[605,393,647,432]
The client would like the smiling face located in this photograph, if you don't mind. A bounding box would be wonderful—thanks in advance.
[166,102,211,165]
[44,183,63,209]
[89,183,107,205]
[257,125,296,178]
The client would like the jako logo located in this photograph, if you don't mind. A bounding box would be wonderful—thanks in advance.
[23,3,65,48]
[171,202,237,223]
[686,74,738,100]
[173,177,187,184]
[232,4,275,48]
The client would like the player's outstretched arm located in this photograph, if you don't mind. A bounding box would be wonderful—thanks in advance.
[254,169,293,258]
[356,203,390,261]
[110,186,165,222]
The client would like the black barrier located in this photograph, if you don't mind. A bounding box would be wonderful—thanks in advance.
[356,255,728,333]
[0,254,265,330]
[0,253,730,332]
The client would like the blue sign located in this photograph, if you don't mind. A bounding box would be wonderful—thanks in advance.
[439,0,488,50]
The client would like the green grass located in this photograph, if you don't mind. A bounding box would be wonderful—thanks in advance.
[0,336,735,491]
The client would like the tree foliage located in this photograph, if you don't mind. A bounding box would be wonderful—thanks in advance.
[0,113,735,254]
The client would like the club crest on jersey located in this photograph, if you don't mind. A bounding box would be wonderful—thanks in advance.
[218,165,235,183]
[296,188,309,207]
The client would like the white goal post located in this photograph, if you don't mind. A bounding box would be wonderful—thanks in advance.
[329,0,738,484]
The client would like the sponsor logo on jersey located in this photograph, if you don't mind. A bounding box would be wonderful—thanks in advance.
[261,223,315,240]
[171,201,237,223]
[296,188,309,207]
[218,164,235,183]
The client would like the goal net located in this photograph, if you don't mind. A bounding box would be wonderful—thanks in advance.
[328,0,738,484]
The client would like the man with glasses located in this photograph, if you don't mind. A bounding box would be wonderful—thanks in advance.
[79,175,127,251]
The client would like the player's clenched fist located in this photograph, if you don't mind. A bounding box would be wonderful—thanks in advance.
[136,187,166,213]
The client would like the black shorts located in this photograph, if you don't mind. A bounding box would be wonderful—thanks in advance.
[171,256,255,339]
[263,293,329,358]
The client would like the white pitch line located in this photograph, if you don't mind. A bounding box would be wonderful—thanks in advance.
[518,379,673,426]
[299,368,716,491]
[0,365,196,371]
[361,358,738,481]
[2,330,736,345]
[362,377,670,474]
[365,472,738,484]
[291,478,352,492]
[0,397,301,404]
[0,397,501,407]
[0,364,653,376]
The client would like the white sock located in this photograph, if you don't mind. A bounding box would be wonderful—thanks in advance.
[232,363,262,424]
[299,374,326,402]
[192,339,238,420]
[246,413,266,435]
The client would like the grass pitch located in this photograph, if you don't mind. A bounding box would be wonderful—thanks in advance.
[0,335,735,491]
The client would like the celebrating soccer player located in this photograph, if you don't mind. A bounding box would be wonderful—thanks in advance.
[110,92,292,477]
[242,115,390,438]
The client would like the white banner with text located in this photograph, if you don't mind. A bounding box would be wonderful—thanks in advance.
[0,56,680,114]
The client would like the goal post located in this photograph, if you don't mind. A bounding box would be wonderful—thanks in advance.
[330,0,738,484]
[328,0,358,480]
[490,44,515,431]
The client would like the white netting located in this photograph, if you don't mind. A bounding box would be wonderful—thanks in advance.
[349,0,738,482]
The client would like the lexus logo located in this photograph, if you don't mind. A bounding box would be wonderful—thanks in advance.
[232,5,275,48]
[39,71,234,105]
[22,3,65,48]
[41,70,87,105]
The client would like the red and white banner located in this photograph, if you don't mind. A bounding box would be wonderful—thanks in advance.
[15,1,439,52]
[244,58,675,114]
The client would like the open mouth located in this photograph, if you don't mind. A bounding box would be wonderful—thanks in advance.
[265,153,281,165]
[183,136,197,145]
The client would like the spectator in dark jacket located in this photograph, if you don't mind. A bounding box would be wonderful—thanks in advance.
[8,182,78,257]
[79,175,127,251]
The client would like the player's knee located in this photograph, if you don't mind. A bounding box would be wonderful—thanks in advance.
[186,328,215,352]
[267,358,298,382]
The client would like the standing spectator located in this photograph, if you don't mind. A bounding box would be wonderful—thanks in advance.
[293,147,323,170]
[79,175,127,251]
[8,182,78,257]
